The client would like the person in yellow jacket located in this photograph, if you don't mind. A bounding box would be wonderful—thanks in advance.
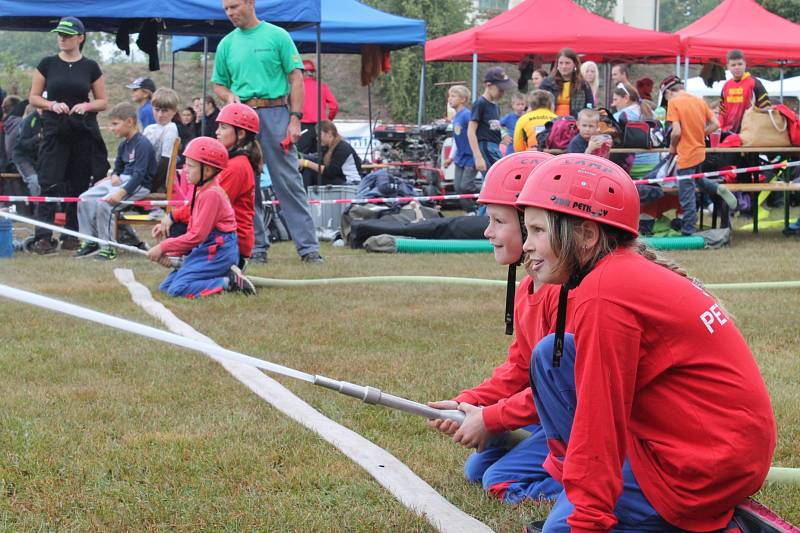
[513,90,557,152]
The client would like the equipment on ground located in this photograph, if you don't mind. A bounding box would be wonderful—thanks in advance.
[371,121,450,197]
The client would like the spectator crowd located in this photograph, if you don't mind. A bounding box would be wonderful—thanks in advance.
[443,46,777,235]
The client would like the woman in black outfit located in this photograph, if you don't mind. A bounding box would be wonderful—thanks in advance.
[28,16,109,254]
[298,120,362,188]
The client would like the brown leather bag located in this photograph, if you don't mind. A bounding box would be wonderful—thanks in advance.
[740,106,791,147]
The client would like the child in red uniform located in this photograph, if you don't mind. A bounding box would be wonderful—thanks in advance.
[428,151,564,503]
[516,154,776,532]
[148,137,255,297]
[154,103,258,270]
[718,49,770,134]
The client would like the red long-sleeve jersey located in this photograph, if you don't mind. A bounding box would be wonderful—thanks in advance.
[455,278,569,433]
[172,155,254,257]
[160,181,236,257]
[718,73,769,133]
[563,248,775,533]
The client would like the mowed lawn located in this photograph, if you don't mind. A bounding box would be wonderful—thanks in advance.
[1,226,799,531]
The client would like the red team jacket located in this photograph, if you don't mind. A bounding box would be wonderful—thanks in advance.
[455,278,570,433]
[161,181,237,256]
[172,155,255,258]
[563,248,775,533]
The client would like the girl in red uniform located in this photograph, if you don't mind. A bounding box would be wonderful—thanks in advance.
[428,151,564,503]
[155,103,258,270]
[516,153,776,532]
[148,137,255,298]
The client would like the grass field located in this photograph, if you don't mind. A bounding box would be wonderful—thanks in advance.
[1,221,800,531]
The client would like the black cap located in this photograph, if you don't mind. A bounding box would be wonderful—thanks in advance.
[484,67,515,90]
[51,16,85,36]
[126,77,157,92]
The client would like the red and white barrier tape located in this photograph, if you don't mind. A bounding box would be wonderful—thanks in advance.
[0,192,481,207]
[0,195,187,207]
[2,159,796,207]
[631,159,798,186]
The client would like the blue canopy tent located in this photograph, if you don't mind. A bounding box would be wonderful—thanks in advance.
[0,0,321,134]
[171,0,427,138]
[172,0,425,52]
[0,0,320,34]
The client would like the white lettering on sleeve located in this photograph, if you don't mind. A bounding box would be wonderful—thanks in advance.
[700,311,716,333]
[699,303,729,334]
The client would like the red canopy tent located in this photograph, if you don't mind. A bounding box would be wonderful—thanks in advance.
[677,0,800,66]
[424,0,680,63]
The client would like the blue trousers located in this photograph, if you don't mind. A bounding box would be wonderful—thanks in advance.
[531,333,682,532]
[677,165,720,235]
[159,230,238,298]
[464,423,562,503]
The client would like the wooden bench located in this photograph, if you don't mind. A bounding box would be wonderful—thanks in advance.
[722,181,800,233]
[546,147,800,155]
[651,181,800,233]
[116,138,181,238]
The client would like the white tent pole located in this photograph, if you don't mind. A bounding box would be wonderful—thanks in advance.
[676,55,681,77]
[471,53,478,103]
[683,56,689,83]
[780,62,785,103]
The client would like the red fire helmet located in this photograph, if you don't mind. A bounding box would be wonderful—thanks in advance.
[477,151,554,207]
[183,137,229,170]
[516,153,640,235]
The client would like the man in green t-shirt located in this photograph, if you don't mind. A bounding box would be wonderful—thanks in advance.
[213,0,323,264]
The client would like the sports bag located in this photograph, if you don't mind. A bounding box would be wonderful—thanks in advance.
[740,106,791,147]
[540,116,578,150]
[622,120,651,149]
[772,104,800,146]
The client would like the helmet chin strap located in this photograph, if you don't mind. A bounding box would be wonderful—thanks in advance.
[552,254,603,367]
[190,163,215,214]
[503,214,529,336]
[504,264,516,336]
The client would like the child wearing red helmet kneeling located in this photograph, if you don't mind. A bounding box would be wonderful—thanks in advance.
[154,103,259,270]
[148,137,255,297]
[428,151,565,504]
[516,154,775,532]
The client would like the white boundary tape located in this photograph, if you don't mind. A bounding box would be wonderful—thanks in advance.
[112,268,493,533]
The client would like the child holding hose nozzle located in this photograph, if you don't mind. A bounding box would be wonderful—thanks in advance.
[154,103,259,271]
[427,151,566,504]
[515,154,775,532]
[148,137,255,297]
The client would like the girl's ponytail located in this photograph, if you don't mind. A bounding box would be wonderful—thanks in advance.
[229,130,264,177]
[630,239,689,280]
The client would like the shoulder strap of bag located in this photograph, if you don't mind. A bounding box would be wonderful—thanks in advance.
[767,108,787,132]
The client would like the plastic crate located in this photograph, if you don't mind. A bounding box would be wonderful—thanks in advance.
[306,185,359,236]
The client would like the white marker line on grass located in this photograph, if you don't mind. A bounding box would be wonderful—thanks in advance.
[113,269,493,533]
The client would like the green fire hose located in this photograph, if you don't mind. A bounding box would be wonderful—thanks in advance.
[393,236,705,254]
